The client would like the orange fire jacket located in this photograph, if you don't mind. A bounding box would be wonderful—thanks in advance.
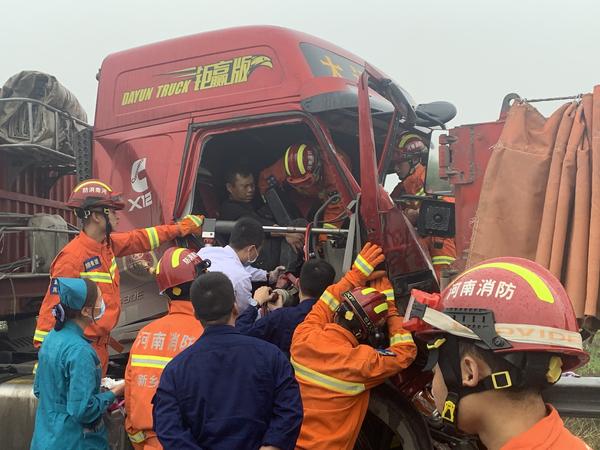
[258,155,347,230]
[390,164,427,200]
[124,300,203,449]
[33,223,188,372]
[391,163,456,278]
[500,405,591,449]
[290,272,417,450]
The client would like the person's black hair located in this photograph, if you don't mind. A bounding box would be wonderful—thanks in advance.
[54,279,99,331]
[299,260,336,298]
[190,272,236,325]
[229,217,264,251]
[458,340,542,397]
[225,165,253,186]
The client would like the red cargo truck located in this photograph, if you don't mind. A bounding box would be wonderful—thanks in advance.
[88,25,464,448]
[0,77,90,360]
[3,27,597,450]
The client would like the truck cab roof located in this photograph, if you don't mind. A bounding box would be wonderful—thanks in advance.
[95,25,395,133]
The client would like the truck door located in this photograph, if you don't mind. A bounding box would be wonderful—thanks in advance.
[356,69,438,299]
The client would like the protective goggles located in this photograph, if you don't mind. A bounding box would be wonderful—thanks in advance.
[404,293,584,353]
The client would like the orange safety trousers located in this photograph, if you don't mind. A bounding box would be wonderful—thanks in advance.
[124,301,203,449]
[33,224,183,374]
[290,272,417,450]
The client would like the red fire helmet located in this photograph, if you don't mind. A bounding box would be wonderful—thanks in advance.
[283,143,321,188]
[155,247,209,294]
[392,133,426,163]
[66,179,125,211]
[414,256,588,371]
[336,287,389,344]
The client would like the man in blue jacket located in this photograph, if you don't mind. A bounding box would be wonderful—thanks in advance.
[236,259,335,357]
[152,271,303,450]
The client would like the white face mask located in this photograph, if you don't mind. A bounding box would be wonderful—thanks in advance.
[84,298,106,321]
[244,246,259,266]
[94,299,106,320]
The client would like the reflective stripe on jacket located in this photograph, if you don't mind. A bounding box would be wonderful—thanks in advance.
[290,271,417,450]
[125,301,203,447]
[152,325,303,450]
[34,225,183,371]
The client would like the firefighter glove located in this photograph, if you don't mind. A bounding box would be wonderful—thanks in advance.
[178,215,204,236]
[370,275,398,317]
[347,242,385,285]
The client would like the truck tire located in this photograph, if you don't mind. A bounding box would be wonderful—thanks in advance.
[355,384,434,450]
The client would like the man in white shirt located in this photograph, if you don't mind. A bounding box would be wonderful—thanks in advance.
[199,217,285,312]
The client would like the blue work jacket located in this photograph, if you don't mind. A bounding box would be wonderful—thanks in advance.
[31,321,115,450]
[152,325,303,450]
[235,298,316,357]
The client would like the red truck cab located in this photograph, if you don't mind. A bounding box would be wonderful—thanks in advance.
[93,25,446,335]
[91,26,464,448]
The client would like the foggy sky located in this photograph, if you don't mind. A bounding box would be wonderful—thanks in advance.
[2,0,599,125]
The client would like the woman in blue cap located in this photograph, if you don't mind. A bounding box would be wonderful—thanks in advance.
[31,278,125,450]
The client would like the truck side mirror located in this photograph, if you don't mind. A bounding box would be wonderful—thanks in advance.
[416,198,455,238]
[424,130,453,196]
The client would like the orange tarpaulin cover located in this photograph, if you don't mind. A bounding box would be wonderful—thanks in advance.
[468,87,600,325]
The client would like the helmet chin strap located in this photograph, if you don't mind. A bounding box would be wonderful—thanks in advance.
[409,305,558,432]
[101,207,112,247]
[431,333,556,432]
[431,335,508,431]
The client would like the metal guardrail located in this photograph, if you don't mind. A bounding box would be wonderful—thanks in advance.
[543,376,600,418]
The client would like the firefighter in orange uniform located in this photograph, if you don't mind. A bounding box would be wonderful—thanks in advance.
[390,133,457,279]
[258,142,347,237]
[33,179,204,373]
[409,257,591,449]
[125,247,209,449]
[290,243,417,450]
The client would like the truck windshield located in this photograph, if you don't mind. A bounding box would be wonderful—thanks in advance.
[317,108,393,184]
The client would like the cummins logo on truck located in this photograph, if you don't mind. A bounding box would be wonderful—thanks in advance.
[120,54,273,106]
[129,157,152,211]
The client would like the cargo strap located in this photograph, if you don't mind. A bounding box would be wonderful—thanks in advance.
[91,335,124,353]
[109,336,124,353]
